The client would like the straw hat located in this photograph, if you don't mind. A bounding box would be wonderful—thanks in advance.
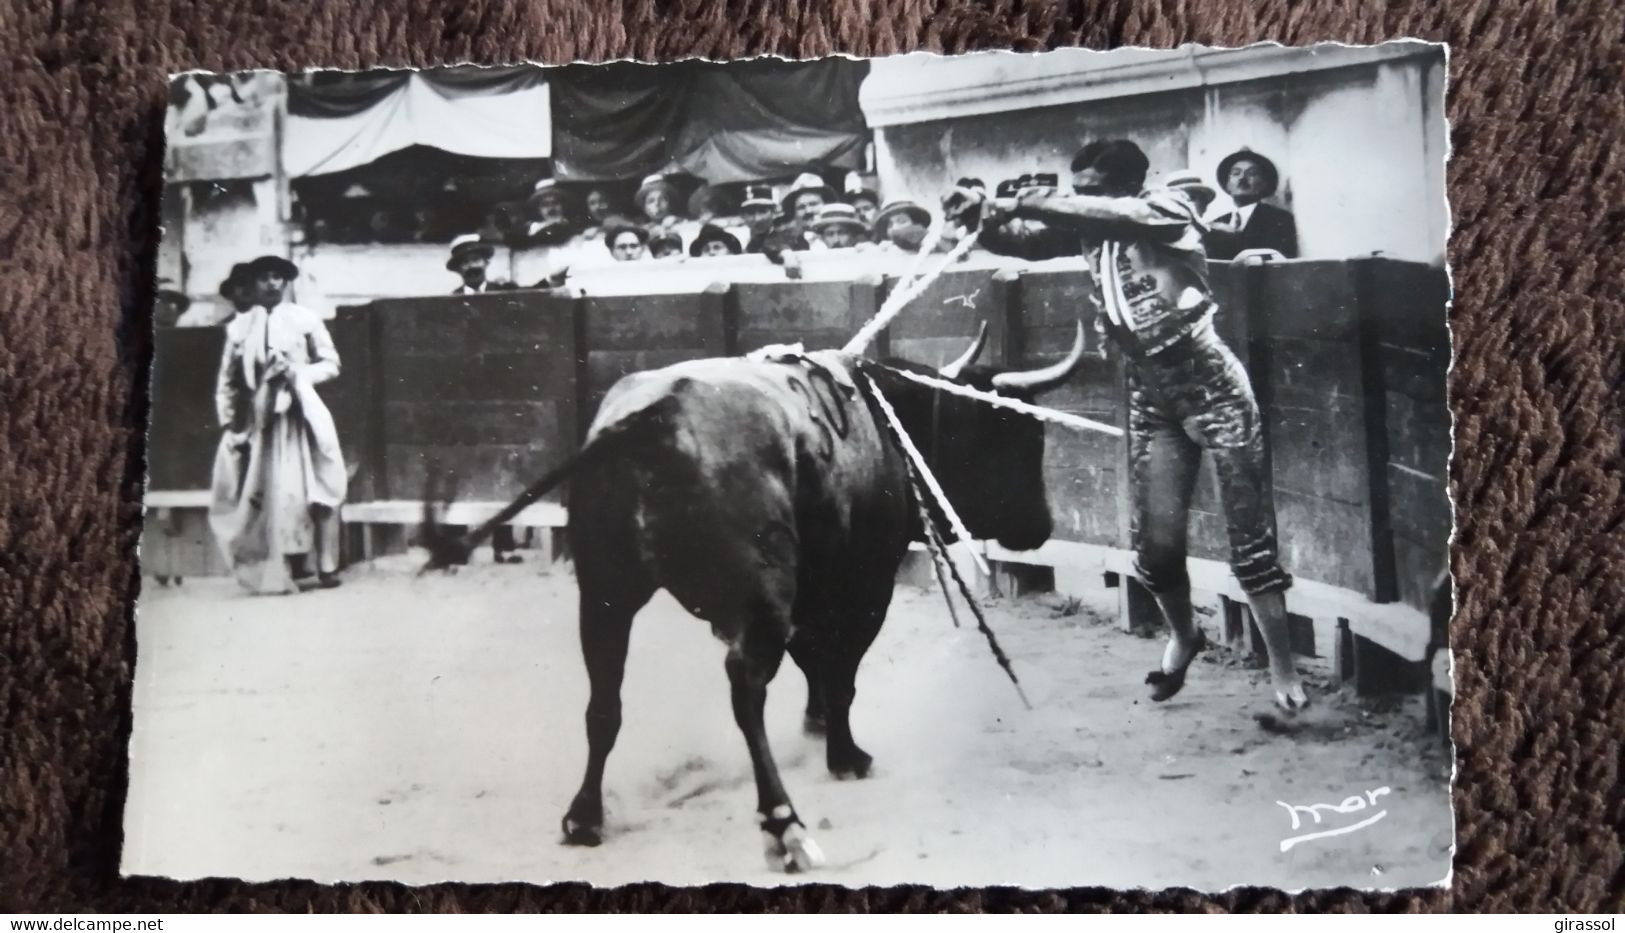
[446,233,495,270]
[809,203,868,238]
[871,199,932,241]
[779,172,838,214]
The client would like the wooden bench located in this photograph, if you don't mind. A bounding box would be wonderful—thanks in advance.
[140,493,573,576]
[902,537,1436,700]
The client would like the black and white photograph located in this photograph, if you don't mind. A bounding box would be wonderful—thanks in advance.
[125,43,1455,890]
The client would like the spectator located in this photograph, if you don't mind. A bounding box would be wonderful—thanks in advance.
[689,224,743,258]
[635,174,684,229]
[810,203,868,250]
[605,223,650,262]
[220,264,257,314]
[208,255,347,594]
[844,171,880,227]
[154,279,191,328]
[649,230,685,260]
[446,234,516,294]
[177,263,255,328]
[781,172,837,225]
[1206,148,1298,260]
[583,186,623,234]
[872,199,935,253]
[740,184,782,253]
[523,179,577,247]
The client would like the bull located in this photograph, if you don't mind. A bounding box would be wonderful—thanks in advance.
[419,320,1087,872]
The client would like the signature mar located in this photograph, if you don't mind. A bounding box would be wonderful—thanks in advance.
[1276,786,1391,853]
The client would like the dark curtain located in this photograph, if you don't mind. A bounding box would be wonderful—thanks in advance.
[286,65,548,116]
[286,70,410,118]
[547,61,693,181]
[288,60,870,184]
[551,58,869,183]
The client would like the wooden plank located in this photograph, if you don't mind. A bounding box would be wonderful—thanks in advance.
[383,400,565,449]
[1274,488,1378,598]
[146,326,227,491]
[1117,576,1160,635]
[981,538,1430,661]
[1359,258,1451,354]
[734,276,881,354]
[143,490,212,508]
[581,286,731,354]
[1250,260,1362,342]
[886,267,1008,367]
[1268,403,1375,505]
[342,500,567,528]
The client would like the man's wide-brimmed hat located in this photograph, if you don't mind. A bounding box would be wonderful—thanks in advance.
[871,199,932,241]
[446,233,496,270]
[780,172,838,214]
[688,223,744,257]
[809,203,868,237]
[219,262,254,297]
[1216,148,1280,198]
[246,255,299,280]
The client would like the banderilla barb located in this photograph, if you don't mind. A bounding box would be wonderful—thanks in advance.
[904,452,1032,711]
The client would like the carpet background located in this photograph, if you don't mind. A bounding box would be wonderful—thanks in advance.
[1,0,1621,914]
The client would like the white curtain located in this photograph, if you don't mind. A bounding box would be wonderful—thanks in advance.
[284,72,552,178]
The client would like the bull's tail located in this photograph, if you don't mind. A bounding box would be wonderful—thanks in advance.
[416,401,672,574]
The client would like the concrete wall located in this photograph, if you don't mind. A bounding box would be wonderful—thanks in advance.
[871,53,1449,265]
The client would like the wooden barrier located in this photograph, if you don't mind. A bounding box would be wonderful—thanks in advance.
[141,259,1450,694]
[577,284,733,432]
[364,291,578,502]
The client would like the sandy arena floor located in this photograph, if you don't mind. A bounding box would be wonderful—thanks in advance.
[122,554,1453,891]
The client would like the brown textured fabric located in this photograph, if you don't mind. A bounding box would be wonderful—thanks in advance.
[1,0,1621,914]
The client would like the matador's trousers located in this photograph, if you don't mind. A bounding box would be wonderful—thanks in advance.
[1123,320,1294,597]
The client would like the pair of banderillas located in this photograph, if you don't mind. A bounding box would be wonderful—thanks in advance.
[841,215,1125,709]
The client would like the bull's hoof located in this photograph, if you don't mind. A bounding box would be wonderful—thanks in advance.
[828,745,873,780]
[1274,682,1311,713]
[760,807,825,873]
[561,817,603,847]
[802,712,828,736]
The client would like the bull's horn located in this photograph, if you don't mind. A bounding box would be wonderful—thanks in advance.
[990,320,1087,393]
[938,321,990,379]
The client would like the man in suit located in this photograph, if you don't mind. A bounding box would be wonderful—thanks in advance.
[1205,148,1298,260]
[444,235,523,563]
[447,234,517,295]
